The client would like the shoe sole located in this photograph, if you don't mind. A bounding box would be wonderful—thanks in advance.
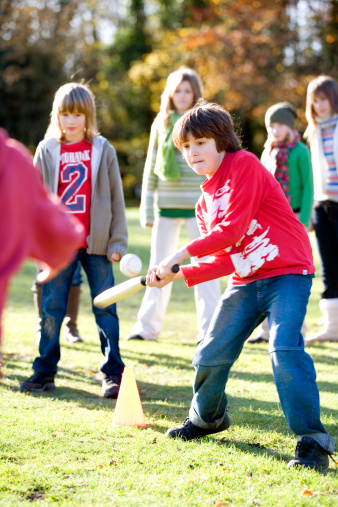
[126,335,158,341]
[103,391,119,399]
[20,382,55,393]
[287,460,329,469]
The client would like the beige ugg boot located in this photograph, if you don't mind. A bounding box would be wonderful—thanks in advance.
[32,283,42,345]
[305,298,338,344]
[64,285,83,343]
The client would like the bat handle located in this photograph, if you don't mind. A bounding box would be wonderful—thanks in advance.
[140,263,180,286]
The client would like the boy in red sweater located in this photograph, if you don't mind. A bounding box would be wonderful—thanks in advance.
[146,101,336,469]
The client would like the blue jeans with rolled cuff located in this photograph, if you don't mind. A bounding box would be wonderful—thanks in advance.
[33,249,124,377]
[189,274,335,454]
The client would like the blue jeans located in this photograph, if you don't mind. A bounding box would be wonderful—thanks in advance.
[312,201,338,299]
[35,261,82,286]
[189,274,335,454]
[33,249,124,377]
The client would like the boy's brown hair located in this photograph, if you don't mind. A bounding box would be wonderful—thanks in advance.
[172,99,242,153]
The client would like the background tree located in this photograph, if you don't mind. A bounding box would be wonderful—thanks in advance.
[1,0,337,197]
[0,0,118,147]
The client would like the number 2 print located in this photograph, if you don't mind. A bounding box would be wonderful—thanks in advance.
[60,163,88,212]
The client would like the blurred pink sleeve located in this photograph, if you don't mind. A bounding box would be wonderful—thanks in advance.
[0,129,85,345]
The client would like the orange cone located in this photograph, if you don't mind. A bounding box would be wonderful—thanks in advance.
[112,367,146,427]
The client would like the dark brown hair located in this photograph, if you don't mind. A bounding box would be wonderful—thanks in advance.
[172,99,241,153]
[304,75,338,141]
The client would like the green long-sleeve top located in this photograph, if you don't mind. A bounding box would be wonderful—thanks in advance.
[261,141,313,226]
[139,118,205,228]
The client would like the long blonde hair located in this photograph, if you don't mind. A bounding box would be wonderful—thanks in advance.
[45,82,98,143]
[157,67,203,132]
[304,75,338,142]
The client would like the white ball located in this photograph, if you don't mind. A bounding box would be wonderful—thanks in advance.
[120,254,142,277]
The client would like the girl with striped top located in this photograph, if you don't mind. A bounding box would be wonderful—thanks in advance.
[127,68,220,343]
[304,76,338,344]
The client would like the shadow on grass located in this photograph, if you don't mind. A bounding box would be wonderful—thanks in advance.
[306,350,338,367]
[61,342,100,353]
[122,348,194,370]
[2,373,337,466]
[245,342,338,366]
[210,437,338,474]
[3,357,103,383]
[3,356,337,448]
[230,368,338,394]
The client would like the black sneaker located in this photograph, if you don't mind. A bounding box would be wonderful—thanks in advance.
[20,372,55,393]
[166,412,230,441]
[247,336,268,344]
[126,334,144,341]
[287,436,331,469]
[102,374,121,399]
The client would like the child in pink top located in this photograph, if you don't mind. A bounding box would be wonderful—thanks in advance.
[0,129,84,354]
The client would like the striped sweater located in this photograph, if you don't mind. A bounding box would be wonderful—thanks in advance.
[311,114,338,202]
[139,118,205,227]
[321,115,338,197]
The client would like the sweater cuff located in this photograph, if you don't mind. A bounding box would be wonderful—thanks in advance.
[181,255,234,287]
[108,243,128,260]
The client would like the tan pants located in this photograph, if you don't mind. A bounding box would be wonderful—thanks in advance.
[129,216,221,341]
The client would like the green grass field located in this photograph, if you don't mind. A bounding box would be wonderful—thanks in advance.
[1,208,337,506]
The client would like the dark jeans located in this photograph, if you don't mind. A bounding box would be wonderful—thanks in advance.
[33,249,124,377]
[312,200,338,299]
[189,274,335,454]
[35,261,82,286]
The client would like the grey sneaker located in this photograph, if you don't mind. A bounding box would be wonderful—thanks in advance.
[64,325,83,344]
[166,412,230,441]
[20,372,55,392]
[102,374,121,399]
[287,436,331,469]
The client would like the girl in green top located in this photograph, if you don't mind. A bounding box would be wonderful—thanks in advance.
[261,102,313,227]
[127,67,220,342]
[248,101,313,344]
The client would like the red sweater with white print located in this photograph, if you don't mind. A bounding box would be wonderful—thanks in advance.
[181,150,315,287]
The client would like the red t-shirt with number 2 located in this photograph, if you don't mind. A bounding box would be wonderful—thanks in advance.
[58,139,92,248]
